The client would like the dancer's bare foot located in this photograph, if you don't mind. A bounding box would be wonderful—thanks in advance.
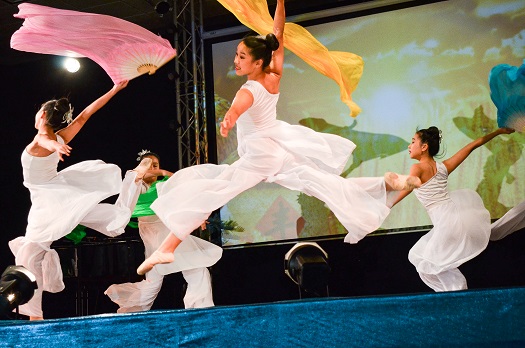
[384,172,422,191]
[133,158,152,182]
[137,250,175,275]
[405,175,422,190]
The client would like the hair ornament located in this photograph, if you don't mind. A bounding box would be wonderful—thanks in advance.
[137,149,151,161]
[62,104,74,125]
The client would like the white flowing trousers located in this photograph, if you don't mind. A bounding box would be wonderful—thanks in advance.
[152,143,390,244]
[105,215,222,311]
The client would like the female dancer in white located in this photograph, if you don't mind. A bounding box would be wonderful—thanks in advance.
[137,0,417,274]
[105,150,222,311]
[389,126,514,291]
[9,81,149,320]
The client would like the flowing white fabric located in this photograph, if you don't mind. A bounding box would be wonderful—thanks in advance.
[10,136,142,317]
[418,269,467,292]
[152,80,391,243]
[105,215,222,311]
[8,239,62,318]
[490,199,525,241]
[20,136,138,242]
[409,162,491,292]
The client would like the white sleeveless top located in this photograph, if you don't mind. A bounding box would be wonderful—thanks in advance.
[413,162,450,210]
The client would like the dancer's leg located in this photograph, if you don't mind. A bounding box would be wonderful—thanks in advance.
[272,164,390,243]
[181,267,214,308]
[384,172,421,191]
[105,218,165,312]
[8,239,56,320]
[436,268,467,291]
[105,269,164,313]
[140,161,270,274]
[418,268,467,292]
[137,233,181,275]
[26,253,45,320]
[16,247,45,320]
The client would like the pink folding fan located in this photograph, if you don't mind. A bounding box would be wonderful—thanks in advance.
[10,4,177,84]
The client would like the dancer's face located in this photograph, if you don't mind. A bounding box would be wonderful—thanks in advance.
[143,154,160,184]
[34,108,45,129]
[234,42,261,76]
[408,133,426,160]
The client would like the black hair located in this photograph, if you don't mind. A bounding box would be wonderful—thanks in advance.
[416,126,443,157]
[242,33,279,69]
[41,98,72,132]
[137,150,160,162]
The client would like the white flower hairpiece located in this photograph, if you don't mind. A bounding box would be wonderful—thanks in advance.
[136,149,151,161]
[62,104,74,125]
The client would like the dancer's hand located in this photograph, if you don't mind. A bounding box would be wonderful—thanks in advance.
[51,142,72,161]
[498,127,515,135]
[113,80,129,93]
[220,117,231,137]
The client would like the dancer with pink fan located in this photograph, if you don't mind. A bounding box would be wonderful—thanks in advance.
[388,126,514,292]
[136,0,419,275]
[8,81,150,320]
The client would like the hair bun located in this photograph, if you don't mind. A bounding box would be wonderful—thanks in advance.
[265,33,279,51]
[427,126,442,142]
[56,98,70,112]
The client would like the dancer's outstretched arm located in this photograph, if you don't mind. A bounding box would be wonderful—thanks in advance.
[443,127,514,174]
[57,81,128,144]
[268,0,285,78]
[220,0,286,138]
[220,90,254,138]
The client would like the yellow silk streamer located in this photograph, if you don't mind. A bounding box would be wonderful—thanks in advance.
[216,0,364,117]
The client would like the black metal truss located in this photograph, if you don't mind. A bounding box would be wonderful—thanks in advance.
[173,0,208,169]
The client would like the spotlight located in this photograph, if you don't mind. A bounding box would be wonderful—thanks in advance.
[0,266,37,319]
[147,0,172,16]
[284,242,330,297]
[63,57,80,73]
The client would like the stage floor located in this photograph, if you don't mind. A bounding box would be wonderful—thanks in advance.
[1,286,525,347]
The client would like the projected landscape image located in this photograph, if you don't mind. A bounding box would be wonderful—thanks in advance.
[210,0,525,245]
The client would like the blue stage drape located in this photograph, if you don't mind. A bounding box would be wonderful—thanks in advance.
[1,287,524,347]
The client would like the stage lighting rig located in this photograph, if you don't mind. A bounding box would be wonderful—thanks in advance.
[0,266,37,319]
[284,242,330,298]
[146,0,172,17]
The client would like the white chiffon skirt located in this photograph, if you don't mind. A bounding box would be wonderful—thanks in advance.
[409,189,491,291]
